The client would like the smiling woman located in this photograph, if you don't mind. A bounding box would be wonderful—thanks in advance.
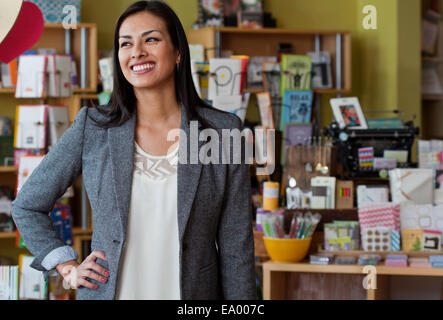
[12,0,256,301]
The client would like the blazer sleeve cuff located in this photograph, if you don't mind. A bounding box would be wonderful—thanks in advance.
[41,245,78,272]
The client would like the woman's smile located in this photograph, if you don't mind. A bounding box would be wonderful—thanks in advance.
[131,61,156,74]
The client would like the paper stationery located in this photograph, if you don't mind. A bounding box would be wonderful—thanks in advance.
[362,227,391,252]
[401,229,423,252]
[0,59,17,88]
[280,90,313,130]
[14,105,47,149]
[384,150,408,164]
[99,57,113,93]
[262,61,280,98]
[209,58,242,100]
[307,51,332,89]
[15,55,47,98]
[280,54,312,96]
[358,202,400,231]
[256,92,275,129]
[247,56,277,88]
[311,176,336,209]
[212,94,244,122]
[389,169,434,204]
[400,203,443,235]
[0,265,19,300]
[335,180,354,209]
[191,60,201,98]
[189,44,205,62]
[0,197,13,232]
[19,255,47,300]
[16,155,45,195]
[231,55,249,93]
[357,185,389,207]
[422,229,442,251]
[358,147,374,171]
[50,204,73,246]
[208,58,242,100]
[194,62,210,100]
[47,105,69,148]
[391,229,401,251]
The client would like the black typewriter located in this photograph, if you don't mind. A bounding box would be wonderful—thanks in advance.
[323,110,419,178]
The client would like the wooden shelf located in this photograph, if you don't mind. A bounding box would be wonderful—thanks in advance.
[317,249,443,259]
[0,88,97,95]
[203,27,350,35]
[0,228,92,240]
[245,87,352,94]
[423,56,443,63]
[0,166,17,173]
[422,94,443,101]
[263,261,443,277]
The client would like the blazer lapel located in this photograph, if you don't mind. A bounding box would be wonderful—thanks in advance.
[108,113,136,239]
[177,104,204,242]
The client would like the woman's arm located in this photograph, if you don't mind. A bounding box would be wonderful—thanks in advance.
[12,106,88,277]
[216,115,256,300]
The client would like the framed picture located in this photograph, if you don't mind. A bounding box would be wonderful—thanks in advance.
[330,97,368,129]
[256,92,275,129]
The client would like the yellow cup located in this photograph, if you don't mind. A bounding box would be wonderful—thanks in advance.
[263,237,312,263]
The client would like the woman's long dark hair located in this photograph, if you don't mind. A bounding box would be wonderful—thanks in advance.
[91,0,214,129]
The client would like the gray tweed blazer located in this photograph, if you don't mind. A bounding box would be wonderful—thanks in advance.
[11,104,256,300]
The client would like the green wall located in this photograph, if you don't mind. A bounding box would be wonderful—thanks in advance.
[82,0,198,50]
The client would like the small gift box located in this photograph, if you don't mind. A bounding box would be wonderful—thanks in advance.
[358,202,400,232]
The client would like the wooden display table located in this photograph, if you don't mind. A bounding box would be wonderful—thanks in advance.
[263,261,443,300]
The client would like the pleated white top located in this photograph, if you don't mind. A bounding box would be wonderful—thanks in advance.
[115,141,180,300]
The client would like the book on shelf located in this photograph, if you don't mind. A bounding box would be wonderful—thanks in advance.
[15,55,47,98]
[0,59,17,88]
[50,204,73,246]
[422,9,441,55]
[307,51,333,89]
[280,90,313,131]
[208,58,242,101]
[14,105,47,150]
[280,54,312,97]
[19,255,47,300]
[47,105,69,149]
[0,265,19,300]
[247,56,277,89]
[0,186,14,233]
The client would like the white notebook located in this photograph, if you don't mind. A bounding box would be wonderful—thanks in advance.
[15,105,47,149]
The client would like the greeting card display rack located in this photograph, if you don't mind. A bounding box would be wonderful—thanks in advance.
[186,27,352,137]
[0,24,99,271]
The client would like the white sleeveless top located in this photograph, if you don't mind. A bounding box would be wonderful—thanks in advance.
[115,141,180,300]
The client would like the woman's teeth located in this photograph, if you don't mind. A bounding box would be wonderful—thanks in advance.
[133,64,154,71]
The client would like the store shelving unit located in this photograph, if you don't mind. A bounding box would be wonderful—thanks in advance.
[421,0,443,138]
[0,23,98,267]
[186,27,352,136]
